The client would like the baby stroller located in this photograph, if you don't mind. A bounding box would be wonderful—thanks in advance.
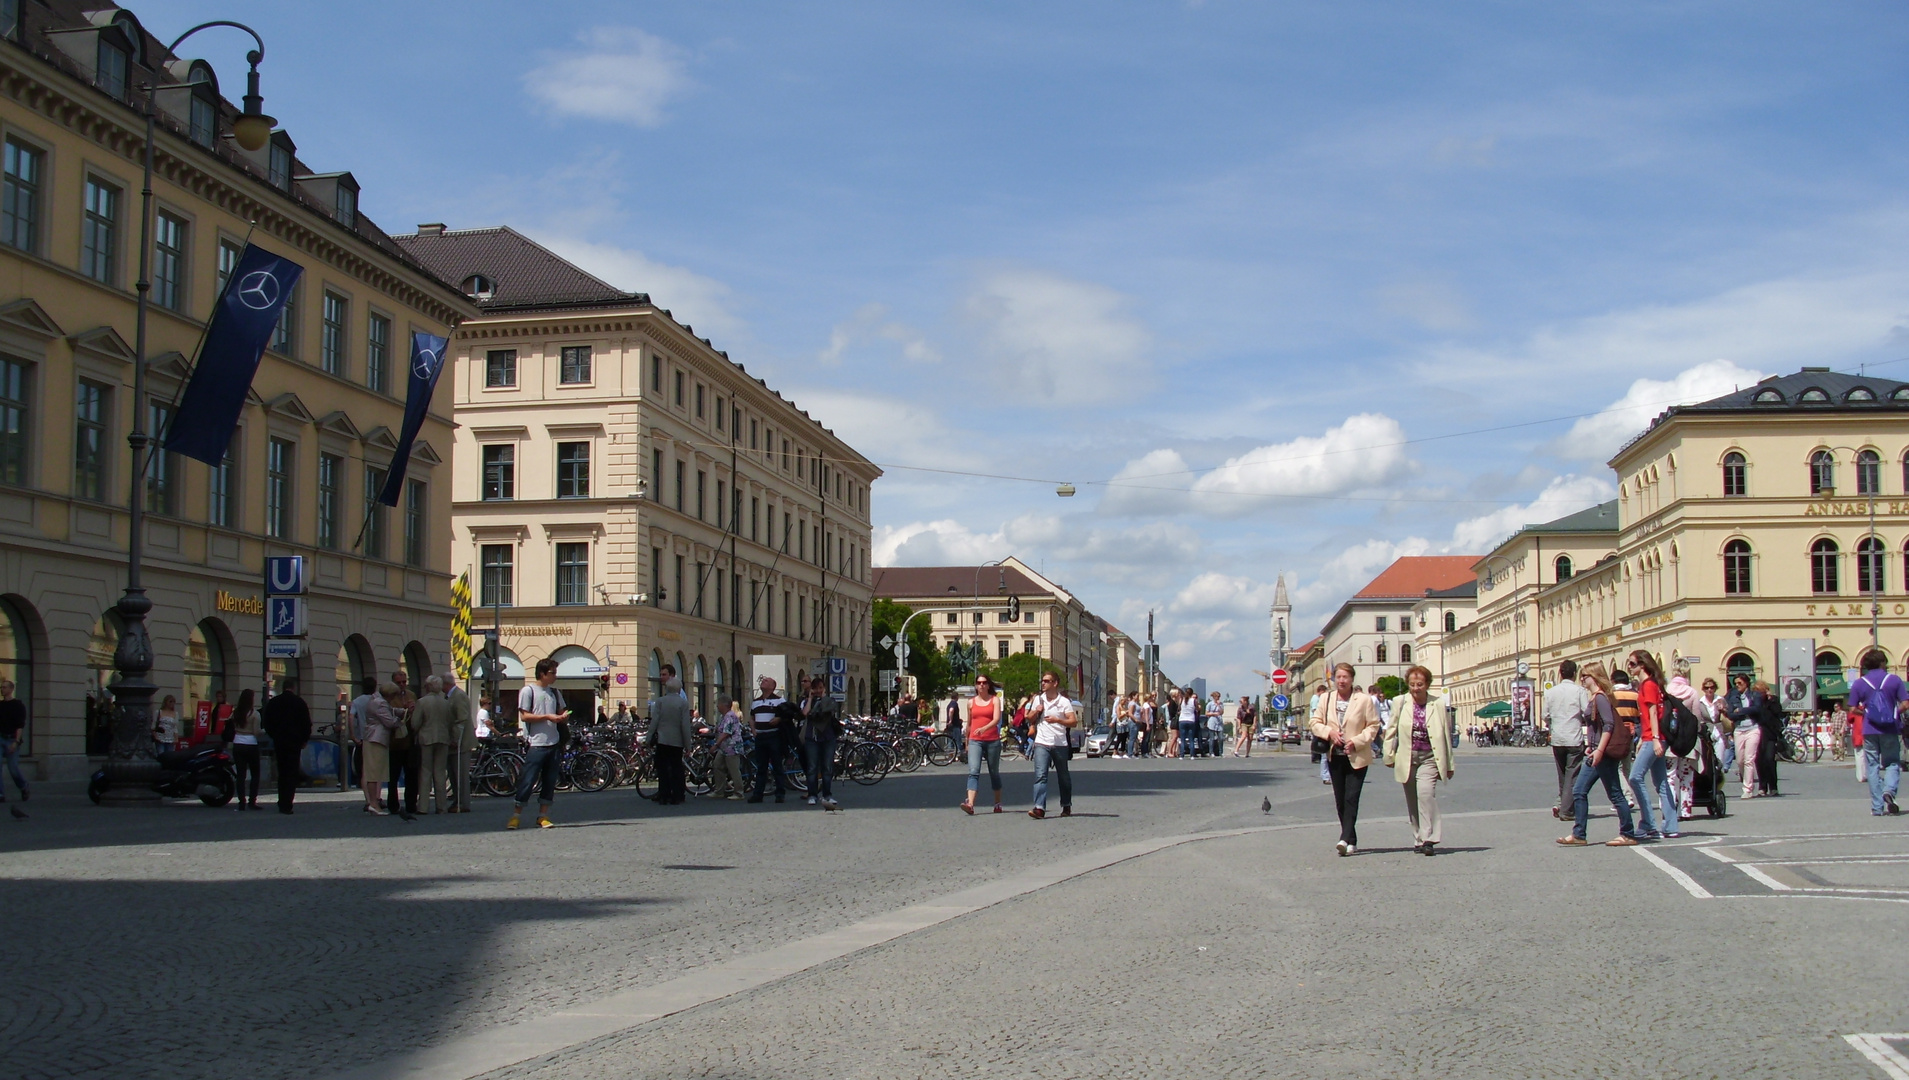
[1686,723,1728,818]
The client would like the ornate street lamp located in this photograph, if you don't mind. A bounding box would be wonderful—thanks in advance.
[104,22,271,804]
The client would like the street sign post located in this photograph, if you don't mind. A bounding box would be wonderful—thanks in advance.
[1271,693,1290,711]
[264,555,309,595]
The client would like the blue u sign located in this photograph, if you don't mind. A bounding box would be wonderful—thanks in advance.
[266,556,308,596]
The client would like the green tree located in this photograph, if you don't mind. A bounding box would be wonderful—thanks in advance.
[872,599,952,700]
[1374,675,1405,700]
[984,651,1065,703]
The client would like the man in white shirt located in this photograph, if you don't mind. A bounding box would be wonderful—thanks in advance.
[1029,671,1078,819]
[1544,659,1591,820]
[507,658,569,830]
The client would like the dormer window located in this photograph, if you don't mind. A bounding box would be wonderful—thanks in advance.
[1799,387,1831,403]
[189,95,216,148]
[1848,386,1878,402]
[1893,387,1909,402]
[268,142,292,190]
[1754,388,1784,404]
[462,274,496,301]
[96,39,129,100]
[0,0,20,41]
[334,185,356,229]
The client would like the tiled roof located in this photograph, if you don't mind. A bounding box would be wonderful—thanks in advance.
[1626,368,1909,455]
[1352,556,1480,600]
[393,227,647,312]
[873,565,1050,600]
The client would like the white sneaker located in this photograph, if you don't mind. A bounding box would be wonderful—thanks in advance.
[806,796,818,806]
[1335,840,1347,855]
[1344,844,1357,856]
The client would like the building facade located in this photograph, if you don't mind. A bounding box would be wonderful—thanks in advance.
[396,226,878,721]
[1313,556,1478,689]
[0,3,475,778]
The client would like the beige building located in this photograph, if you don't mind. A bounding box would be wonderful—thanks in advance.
[396,226,878,720]
[0,3,475,778]
[1410,581,1478,690]
[1313,556,1478,689]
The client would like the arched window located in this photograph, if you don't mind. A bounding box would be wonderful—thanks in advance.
[1818,651,1846,702]
[648,649,663,700]
[1554,554,1573,582]
[1375,642,1388,664]
[713,659,726,713]
[1859,450,1882,496]
[1726,652,1756,685]
[1859,536,1886,594]
[0,597,32,754]
[1400,643,1412,663]
[1444,611,1457,633]
[694,655,708,719]
[184,619,229,709]
[1722,451,1747,497]
[461,274,495,301]
[1811,450,1836,495]
[1723,539,1753,595]
[1811,537,1840,594]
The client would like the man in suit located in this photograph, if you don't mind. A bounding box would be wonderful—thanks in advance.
[444,672,475,813]
[260,679,312,815]
[411,677,459,814]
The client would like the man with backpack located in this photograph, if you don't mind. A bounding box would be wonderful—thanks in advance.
[1848,650,1905,816]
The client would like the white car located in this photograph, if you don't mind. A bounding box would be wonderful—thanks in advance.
[1083,724,1114,757]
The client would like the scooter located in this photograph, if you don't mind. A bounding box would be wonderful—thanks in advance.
[88,742,237,806]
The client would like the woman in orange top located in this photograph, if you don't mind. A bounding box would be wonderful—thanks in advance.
[960,674,1006,815]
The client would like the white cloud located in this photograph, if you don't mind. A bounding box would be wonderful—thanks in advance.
[778,386,970,472]
[965,269,1152,403]
[1376,278,1474,332]
[1101,414,1413,517]
[1449,473,1616,552]
[818,303,940,366]
[1290,537,1433,616]
[873,514,1199,582]
[524,28,691,127]
[539,235,746,344]
[1169,572,1279,621]
[873,520,1011,567]
[1554,359,1769,462]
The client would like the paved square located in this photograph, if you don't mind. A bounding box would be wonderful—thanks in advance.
[3,748,1903,1080]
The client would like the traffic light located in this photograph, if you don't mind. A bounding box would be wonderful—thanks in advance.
[1007,595,1021,622]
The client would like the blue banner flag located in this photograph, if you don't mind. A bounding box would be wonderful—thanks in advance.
[163,245,303,465]
[377,331,448,506]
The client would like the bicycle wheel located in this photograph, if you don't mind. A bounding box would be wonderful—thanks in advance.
[844,742,887,785]
[925,734,957,767]
[571,751,613,793]
[781,749,810,794]
[685,746,714,796]
[480,751,523,798]
[893,738,925,773]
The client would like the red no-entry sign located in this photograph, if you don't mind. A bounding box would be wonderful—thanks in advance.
[1270,669,1289,686]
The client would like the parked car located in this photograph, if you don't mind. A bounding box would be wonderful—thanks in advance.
[1083,723,1114,757]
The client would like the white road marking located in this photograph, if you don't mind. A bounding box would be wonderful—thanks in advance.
[1632,844,1713,898]
[1846,1034,1909,1080]
[1699,846,1737,863]
[1737,863,1793,891]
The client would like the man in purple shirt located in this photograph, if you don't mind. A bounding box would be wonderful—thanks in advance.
[1847,650,1904,816]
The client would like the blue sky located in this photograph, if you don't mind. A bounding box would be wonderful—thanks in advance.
[144,1,1909,691]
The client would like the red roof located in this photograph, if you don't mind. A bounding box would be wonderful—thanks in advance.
[1353,556,1479,599]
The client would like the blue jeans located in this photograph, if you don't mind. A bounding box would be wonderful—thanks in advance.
[0,735,25,799]
[967,738,1002,796]
[512,743,559,808]
[1630,741,1677,835]
[751,729,786,797]
[804,735,837,800]
[1177,722,1197,757]
[1031,743,1071,811]
[1719,731,1735,773]
[1573,756,1635,840]
[1865,733,1901,814]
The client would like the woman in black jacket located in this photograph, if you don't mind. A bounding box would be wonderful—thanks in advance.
[1753,679,1784,796]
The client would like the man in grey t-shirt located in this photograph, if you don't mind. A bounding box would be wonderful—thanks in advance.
[1544,659,1590,819]
[508,658,569,830]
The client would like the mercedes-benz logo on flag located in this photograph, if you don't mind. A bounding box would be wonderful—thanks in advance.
[236,270,280,310]
[413,345,441,381]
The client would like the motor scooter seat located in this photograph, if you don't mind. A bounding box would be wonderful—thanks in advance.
[157,744,212,770]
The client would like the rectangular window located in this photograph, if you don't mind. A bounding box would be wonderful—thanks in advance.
[998,638,1010,659]
[1024,639,1036,654]
[652,448,663,495]
[265,437,293,538]
[798,521,806,562]
[559,345,592,384]
[695,383,705,418]
[1374,616,1387,633]
[217,239,241,296]
[751,497,759,542]
[268,142,292,191]
[481,445,515,500]
[95,40,128,99]
[316,452,340,549]
[675,554,685,614]
[674,370,684,406]
[750,419,758,450]
[81,178,118,283]
[0,0,19,39]
[731,571,741,625]
[696,470,706,520]
[0,357,25,485]
[189,95,216,148]
[363,465,387,559]
[335,186,356,228]
[675,460,685,512]
[320,292,348,375]
[650,354,662,391]
[716,480,726,529]
[74,380,107,500]
[481,544,514,607]
[152,211,187,312]
[366,313,390,393]
[146,401,177,516]
[782,439,790,470]
[485,349,516,388]
[556,441,590,498]
[404,479,426,567]
[715,397,725,430]
[272,284,297,355]
[1,138,40,253]
[208,435,235,527]
[651,546,663,607]
[799,596,807,641]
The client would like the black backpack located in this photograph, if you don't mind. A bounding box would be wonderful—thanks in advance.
[1662,695,1701,757]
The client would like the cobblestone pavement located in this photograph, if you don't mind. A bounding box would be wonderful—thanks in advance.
[4,748,1900,1080]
